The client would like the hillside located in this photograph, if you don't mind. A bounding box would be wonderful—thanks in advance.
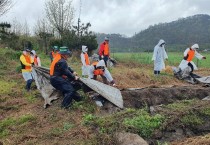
[96,14,210,52]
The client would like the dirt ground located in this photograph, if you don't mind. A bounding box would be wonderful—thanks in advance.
[1,59,210,145]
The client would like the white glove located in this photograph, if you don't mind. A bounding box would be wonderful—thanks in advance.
[101,55,104,59]
[75,76,79,80]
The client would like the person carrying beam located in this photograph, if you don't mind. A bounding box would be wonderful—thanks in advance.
[50,46,82,109]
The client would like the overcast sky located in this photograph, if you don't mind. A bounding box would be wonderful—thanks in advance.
[1,0,210,37]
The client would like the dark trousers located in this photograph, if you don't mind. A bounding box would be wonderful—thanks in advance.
[188,62,194,72]
[103,55,109,67]
[50,76,82,108]
[154,70,160,75]
[99,55,109,67]
[93,75,108,84]
[26,79,33,91]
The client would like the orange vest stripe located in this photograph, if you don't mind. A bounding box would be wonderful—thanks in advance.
[24,55,32,70]
[34,56,38,66]
[187,49,195,61]
[84,53,90,65]
[52,51,57,58]
[104,43,109,56]
[93,69,104,75]
[50,54,61,76]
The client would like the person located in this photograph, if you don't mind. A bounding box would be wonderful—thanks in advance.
[80,45,90,77]
[50,46,59,62]
[20,48,34,91]
[98,37,110,67]
[89,55,116,86]
[50,46,82,108]
[31,50,41,66]
[179,44,206,72]
[152,39,168,75]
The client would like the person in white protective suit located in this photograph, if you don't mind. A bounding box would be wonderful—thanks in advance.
[89,58,116,87]
[152,39,168,75]
[80,45,90,77]
[179,44,206,72]
[31,50,41,66]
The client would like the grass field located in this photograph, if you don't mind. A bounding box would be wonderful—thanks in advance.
[112,52,210,68]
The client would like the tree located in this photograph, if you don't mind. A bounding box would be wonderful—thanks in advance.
[0,0,12,16]
[45,0,74,39]
[34,18,53,54]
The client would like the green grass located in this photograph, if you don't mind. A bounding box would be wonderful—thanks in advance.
[0,80,17,94]
[82,108,165,138]
[0,114,36,138]
[112,52,210,68]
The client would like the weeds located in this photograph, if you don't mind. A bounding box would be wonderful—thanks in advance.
[0,114,36,138]
[181,113,204,126]
[123,111,165,138]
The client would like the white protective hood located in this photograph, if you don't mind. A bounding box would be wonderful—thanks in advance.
[157,39,165,46]
[31,50,36,55]
[191,44,199,50]
[82,45,88,53]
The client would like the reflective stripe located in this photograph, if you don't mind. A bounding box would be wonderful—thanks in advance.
[50,54,61,76]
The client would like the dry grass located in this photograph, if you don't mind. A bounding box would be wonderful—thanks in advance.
[170,133,210,145]
[1,49,210,145]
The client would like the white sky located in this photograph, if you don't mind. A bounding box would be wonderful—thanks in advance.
[1,0,210,37]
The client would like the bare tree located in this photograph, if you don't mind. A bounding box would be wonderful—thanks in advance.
[34,18,53,54]
[0,0,12,16]
[45,0,74,38]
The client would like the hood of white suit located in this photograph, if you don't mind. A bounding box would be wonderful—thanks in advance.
[82,45,88,52]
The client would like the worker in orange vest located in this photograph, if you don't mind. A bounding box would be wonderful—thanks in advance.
[50,46,82,108]
[20,48,34,91]
[31,50,41,66]
[50,46,59,62]
[179,44,206,72]
[89,54,116,86]
[80,45,90,77]
[98,37,110,67]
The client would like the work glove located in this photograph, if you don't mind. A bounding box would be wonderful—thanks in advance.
[203,56,206,59]
[101,55,104,59]
[73,72,78,76]
[75,76,79,80]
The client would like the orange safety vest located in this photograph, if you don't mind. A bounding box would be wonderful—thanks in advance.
[24,55,32,70]
[50,54,61,76]
[84,53,90,65]
[92,62,104,75]
[51,51,57,58]
[104,42,109,56]
[187,49,195,61]
[34,56,38,66]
